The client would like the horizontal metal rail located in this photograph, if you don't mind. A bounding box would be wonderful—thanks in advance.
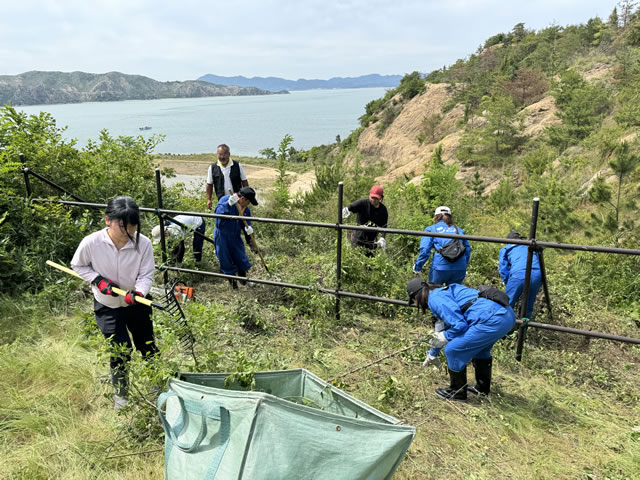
[26,199,640,256]
[20,194,640,346]
[164,266,640,345]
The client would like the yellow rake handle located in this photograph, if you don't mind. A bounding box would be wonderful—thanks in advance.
[46,260,153,307]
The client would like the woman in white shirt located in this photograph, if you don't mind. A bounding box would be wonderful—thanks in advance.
[71,196,157,410]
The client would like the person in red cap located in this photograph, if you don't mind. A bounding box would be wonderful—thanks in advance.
[342,185,388,253]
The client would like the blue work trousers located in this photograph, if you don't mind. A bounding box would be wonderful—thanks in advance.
[429,267,466,286]
[444,306,515,372]
[505,270,542,318]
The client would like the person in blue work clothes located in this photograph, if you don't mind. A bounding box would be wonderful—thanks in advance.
[407,278,515,400]
[413,206,471,285]
[500,231,542,319]
[214,187,257,289]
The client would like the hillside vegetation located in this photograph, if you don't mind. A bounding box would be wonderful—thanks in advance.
[1,6,639,480]
[0,71,279,106]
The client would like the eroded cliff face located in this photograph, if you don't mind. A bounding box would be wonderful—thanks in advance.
[350,82,561,189]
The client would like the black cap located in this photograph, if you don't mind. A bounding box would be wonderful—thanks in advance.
[506,231,522,240]
[407,278,427,302]
[238,187,258,206]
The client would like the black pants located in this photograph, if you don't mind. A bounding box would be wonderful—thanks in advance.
[170,220,206,263]
[94,299,158,395]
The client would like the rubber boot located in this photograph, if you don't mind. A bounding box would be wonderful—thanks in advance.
[467,358,492,395]
[228,278,238,289]
[435,367,467,401]
[111,368,129,410]
[238,270,248,286]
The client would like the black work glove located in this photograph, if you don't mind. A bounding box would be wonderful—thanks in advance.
[92,275,120,297]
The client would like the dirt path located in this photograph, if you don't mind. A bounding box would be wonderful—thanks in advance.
[158,159,316,195]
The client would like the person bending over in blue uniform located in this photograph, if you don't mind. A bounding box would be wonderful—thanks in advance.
[413,206,471,286]
[214,187,257,289]
[407,278,515,401]
[499,231,542,319]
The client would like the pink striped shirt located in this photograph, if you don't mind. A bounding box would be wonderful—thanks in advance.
[71,228,155,308]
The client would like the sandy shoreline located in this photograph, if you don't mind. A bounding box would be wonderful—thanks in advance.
[159,160,315,195]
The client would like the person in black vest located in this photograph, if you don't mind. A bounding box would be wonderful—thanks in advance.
[206,144,249,210]
[342,185,388,253]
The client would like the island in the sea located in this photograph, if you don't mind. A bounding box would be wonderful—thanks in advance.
[0,71,285,106]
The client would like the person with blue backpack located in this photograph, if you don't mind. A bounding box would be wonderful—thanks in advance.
[407,278,515,400]
[412,206,471,285]
[499,231,542,319]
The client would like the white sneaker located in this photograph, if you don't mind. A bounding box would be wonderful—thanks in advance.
[114,394,129,411]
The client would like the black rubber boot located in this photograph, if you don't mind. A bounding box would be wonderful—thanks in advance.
[228,278,238,289]
[238,270,248,286]
[435,367,467,401]
[111,367,128,397]
[468,358,492,395]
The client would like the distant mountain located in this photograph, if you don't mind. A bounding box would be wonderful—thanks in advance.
[0,71,282,106]
[197,73,402,92]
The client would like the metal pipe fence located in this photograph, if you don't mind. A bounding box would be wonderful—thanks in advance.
[20,166,640,357]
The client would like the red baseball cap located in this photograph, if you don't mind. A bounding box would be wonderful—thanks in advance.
[369,185,384,199]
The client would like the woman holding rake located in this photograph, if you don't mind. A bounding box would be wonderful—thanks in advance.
[71,196,157,410]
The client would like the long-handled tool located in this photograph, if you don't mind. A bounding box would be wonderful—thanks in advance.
[46,260,196,358]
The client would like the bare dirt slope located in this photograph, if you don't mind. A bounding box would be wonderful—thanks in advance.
[157,158,316,195]
[353,63,616,191]
[353,83,561,188]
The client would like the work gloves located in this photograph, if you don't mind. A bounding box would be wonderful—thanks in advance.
[341,207,351,219]
[422,353,442,368]
[431,331,448,349]
[375,237,387,251]
[227,194,239,206]
[124,290,143,305]
[244,225,254,236]
[92,275,119,297]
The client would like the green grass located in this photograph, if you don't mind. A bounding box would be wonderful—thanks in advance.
[1,272,638,479]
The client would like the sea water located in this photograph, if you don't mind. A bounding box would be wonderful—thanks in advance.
[17,88,388,156]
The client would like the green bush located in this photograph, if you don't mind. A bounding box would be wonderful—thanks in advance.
[0,106,169,292]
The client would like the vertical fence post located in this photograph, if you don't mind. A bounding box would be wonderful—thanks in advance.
[155,169,168,285]
[20,154,32,197]
[336,182,344,321]
[516,197,540,361]
[538,249,553,321]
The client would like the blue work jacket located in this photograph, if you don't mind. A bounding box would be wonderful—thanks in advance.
[414,221,471,272]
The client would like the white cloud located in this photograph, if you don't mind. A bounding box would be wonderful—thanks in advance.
[0,0,621,80]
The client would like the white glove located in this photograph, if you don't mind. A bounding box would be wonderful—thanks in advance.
[375,237,387,251]
[412,264,421,274]
[341,207,351,219]
[244,225,254,236]
[422,353,442,368]
[431,331,448,349]
[227,194,239,206]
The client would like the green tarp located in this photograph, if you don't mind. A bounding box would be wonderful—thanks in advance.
[159,368,415,479]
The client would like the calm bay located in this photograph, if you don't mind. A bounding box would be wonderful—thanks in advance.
[17,87,388,156]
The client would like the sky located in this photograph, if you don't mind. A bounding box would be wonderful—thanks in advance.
[0,0,621,81]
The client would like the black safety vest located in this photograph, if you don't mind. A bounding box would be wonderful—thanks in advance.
[211,161,242,199]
